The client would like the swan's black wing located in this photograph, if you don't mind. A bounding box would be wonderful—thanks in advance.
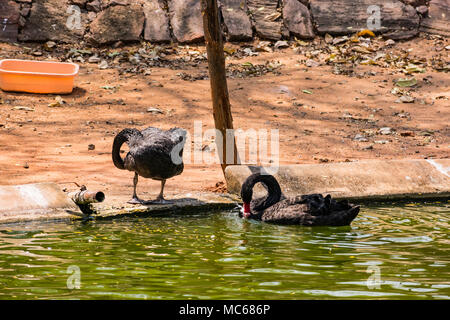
[141,127,186,145]
[260,196,309,224]
[128,127,185,180]
[261,194,360,226]
[307,205,360,226]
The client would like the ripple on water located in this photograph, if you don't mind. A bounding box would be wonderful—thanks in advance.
[379,236,434,243]
[303,289,405,298]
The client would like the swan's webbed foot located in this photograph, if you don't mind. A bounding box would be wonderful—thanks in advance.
[127,197,144,205]
[147,196,174,205]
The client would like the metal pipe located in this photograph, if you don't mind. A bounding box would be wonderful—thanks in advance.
[69,190,105,205]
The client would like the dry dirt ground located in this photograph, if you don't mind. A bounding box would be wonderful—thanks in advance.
[0,34,448,202]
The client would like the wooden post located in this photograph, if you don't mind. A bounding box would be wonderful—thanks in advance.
[201,0,238,174]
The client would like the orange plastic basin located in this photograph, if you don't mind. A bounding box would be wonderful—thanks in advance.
[0,59,79,94]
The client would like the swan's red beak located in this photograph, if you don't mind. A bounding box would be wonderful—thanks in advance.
[243,203,251,218]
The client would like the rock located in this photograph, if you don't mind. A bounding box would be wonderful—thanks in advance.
[378,127,393,135]
[0,0,20,42]
[88,144,95,150]
[168,0,204,43]
[20,5,31,17]
[143,0,171,42]
[416,5,428,15]
[86,0,102,12]
[19,0,86,42]
[310,0,420,40]
[282,0,315,39]
[247,0,283,40]
[354,134,369,142]
[98,60,109,69]
[88,4,144,44]
[44,41,56,50]
[421,0,450,36]
[401,0,427,6]
[220,0,253,41]
[71,0,88,6]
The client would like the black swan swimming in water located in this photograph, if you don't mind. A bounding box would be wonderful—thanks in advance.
[240,173,360,226]
[112,127,186,204]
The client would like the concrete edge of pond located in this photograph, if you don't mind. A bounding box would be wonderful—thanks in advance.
[1,159,449,225]
[0,186,240,225]
[0,183,84,224]
[91,192,240,221]
[225,159,450,201]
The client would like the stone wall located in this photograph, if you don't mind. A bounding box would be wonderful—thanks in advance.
[0,0,448,44]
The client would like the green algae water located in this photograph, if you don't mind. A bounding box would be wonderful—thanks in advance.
[0,201,448,300]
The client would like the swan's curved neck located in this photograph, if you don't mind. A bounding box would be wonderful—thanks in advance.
[112,128,142,170]
[241,173,282,215]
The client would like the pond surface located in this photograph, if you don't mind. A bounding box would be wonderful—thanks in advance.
[0,201,448,299]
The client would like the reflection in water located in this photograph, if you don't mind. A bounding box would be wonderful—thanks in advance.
[0,201,448,299]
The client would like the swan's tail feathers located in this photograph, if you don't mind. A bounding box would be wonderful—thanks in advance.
[342,205,360,225]
[112,128,140,170]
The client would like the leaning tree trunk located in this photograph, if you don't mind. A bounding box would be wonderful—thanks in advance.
[201,0,238,174]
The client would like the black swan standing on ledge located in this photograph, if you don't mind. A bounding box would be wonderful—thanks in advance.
[112,127,186,204]
[240,173,360,226]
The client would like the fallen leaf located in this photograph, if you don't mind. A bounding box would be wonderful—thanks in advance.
[404,64,425,73]
[274,40,289,49]
[398,95,415,103]
[305,59,319,67]
[147,107,164,114]
[395,77,417,87]
[264,12,281,22]
[357,29,376,37]
[223,46,236,55]
[13,106,34,111]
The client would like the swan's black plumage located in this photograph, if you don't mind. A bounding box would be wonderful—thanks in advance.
[112,127,186,204]
[240,173,359,226]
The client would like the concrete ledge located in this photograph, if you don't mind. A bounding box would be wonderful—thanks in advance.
[92,192,239,221]
[0,186,238,224]
[225,159,450,201]
[0,183,83,224]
